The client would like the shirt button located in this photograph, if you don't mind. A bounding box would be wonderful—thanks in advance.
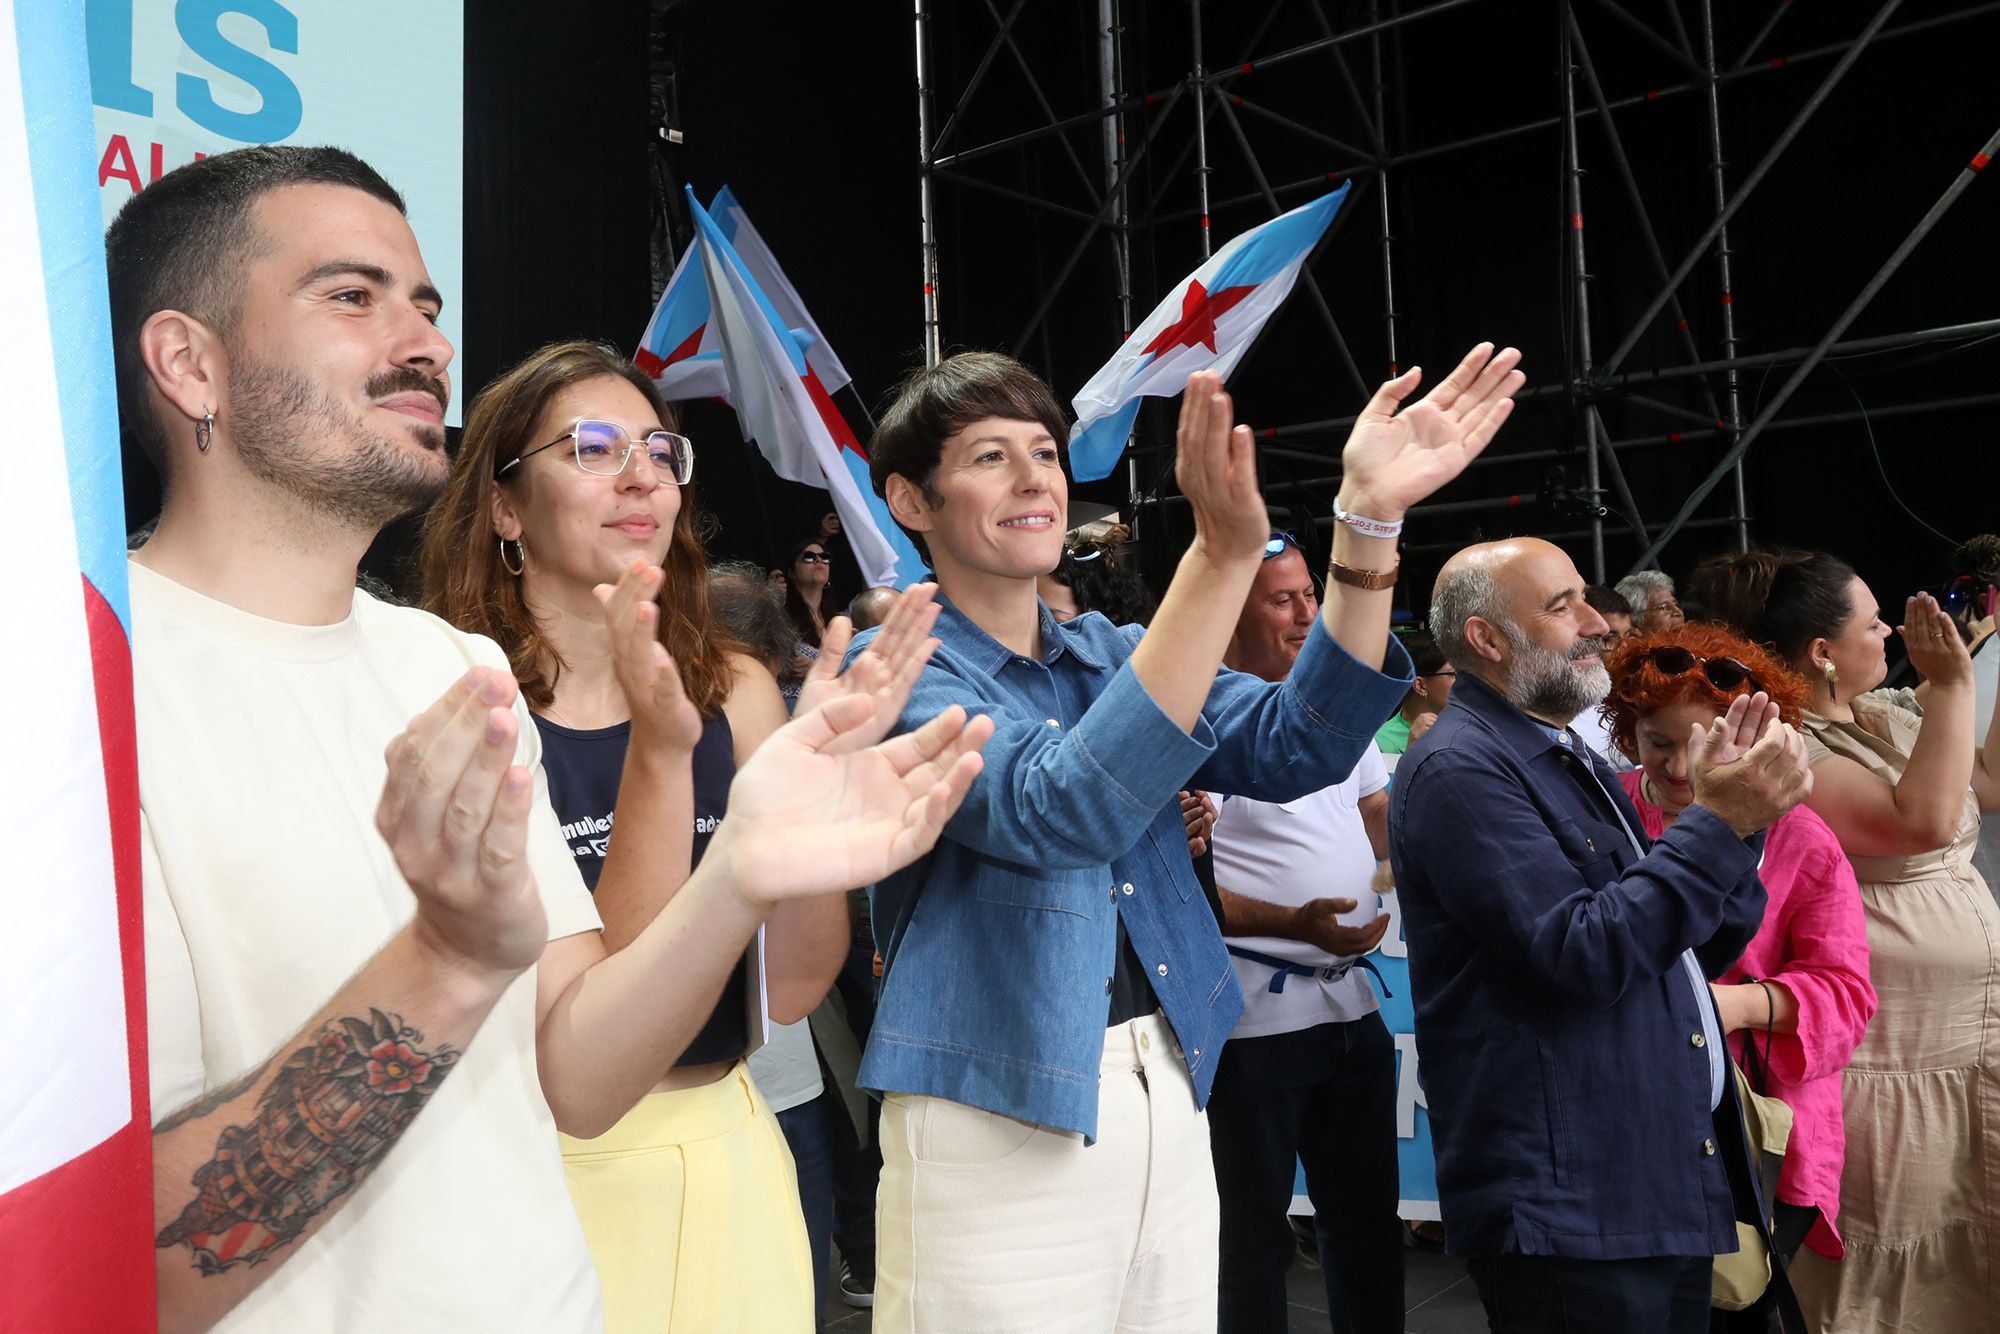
[1122,882,1135,896]
[1105,977,1113,994]
[1192,1048,1202,1060]
[1691,1033,1706,1048]
[1139,1032,1151,1051]
[1046,718,1061,727]
[1110,886,1118,901]
[1702,1138,1716,1156]
[1156,963,1169,977]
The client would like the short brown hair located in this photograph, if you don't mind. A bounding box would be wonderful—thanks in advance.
[868,351,1069,504]
[104,145,406,476]
[419,340,739,716]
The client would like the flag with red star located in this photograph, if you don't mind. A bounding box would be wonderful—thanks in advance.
[1068,185,1350,481]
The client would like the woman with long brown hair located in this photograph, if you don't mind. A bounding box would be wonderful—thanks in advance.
[420,339,910,1329]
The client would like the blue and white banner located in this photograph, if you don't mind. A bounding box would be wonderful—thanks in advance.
[86,0,464,420]
[0,1,153,1324]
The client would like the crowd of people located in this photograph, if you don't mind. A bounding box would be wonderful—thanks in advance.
[116,144,2000,1334]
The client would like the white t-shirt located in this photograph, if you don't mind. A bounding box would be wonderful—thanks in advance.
[1572,705,1632,772]
[1210,745,1389,1039]
[748,1016,825,1114]
[134,561,605,1333]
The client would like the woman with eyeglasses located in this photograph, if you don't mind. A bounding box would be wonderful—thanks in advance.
[1597,624,1876,1321]
[418,340,858,1330]
[1689,548,2000,1332]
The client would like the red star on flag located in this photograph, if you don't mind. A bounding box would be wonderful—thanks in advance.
[1142,279,1256,357]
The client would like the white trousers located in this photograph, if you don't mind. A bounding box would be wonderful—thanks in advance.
[874,1012,1220,1333]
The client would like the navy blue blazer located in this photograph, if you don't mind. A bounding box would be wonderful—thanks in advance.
[1389,672,1767,1260]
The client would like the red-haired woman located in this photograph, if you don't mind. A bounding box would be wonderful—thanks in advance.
[1598,622,1877,1311]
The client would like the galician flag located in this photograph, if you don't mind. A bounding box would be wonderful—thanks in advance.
[0,1,156,1327]
[1068,184,1351,481]
[637,189,926,588]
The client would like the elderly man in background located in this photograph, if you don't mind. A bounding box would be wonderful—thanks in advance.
[1206,534,1403,1334]
[1391,538,1813,1333]
[1616,569,1685,634]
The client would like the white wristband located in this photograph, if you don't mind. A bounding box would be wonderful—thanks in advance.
[1333,505,1404,539]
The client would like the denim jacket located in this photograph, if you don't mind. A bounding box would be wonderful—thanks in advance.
[1389,673,1768,1259]
[850,596,1411,1139]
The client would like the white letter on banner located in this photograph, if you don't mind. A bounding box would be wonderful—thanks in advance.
[1395,1033,1427,1139]
[1378,885,1407,960]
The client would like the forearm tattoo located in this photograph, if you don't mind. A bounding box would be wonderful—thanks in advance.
[155,1010,459,1275]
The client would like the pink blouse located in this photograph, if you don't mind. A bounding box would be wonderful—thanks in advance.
[1620,771,1877,1260]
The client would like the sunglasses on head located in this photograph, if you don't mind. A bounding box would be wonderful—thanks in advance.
[1644,644,1761,695]
[1263,531,1299,559]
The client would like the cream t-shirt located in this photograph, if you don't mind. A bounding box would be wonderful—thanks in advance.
[133,560,605,1333]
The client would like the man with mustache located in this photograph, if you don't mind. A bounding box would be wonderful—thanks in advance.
[112,145,988,1333]
[1390,538,1814,1333]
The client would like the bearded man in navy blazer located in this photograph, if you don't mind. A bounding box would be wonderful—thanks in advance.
[1391,539,1813,1334]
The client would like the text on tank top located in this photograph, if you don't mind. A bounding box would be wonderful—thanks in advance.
[534,709,751,1066]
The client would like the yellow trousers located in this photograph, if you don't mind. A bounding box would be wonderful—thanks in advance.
[560,1064,814,1332]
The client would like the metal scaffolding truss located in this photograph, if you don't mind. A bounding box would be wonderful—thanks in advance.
[911,0,2000,581]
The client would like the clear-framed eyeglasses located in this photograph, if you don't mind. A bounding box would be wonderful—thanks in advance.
[496,418,695,484]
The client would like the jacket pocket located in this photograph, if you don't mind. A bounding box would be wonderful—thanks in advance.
[1536,1039,1569,1187]
[972,864,1097,917]
[1547,815,1623,887]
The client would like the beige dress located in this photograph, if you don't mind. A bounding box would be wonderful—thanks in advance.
[1789,690,2000,1332]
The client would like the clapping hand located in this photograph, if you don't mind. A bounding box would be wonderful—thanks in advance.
[797,583,945,754]
[712,697,995,904]
[376,668,550,979]
[1689,691,1814,837]
[1175,371,1270,562]
[595,559,703,752]
[1898,591,1974,689]
[1338,343,1525,519]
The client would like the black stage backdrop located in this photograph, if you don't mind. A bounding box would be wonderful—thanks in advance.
[124,1,1998,637]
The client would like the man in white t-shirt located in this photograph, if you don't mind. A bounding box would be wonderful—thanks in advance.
[108,145,986,1333]
[1206,537,1403,1333]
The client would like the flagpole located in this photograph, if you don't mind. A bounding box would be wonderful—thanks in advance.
[1099,0,1141,533]
[914,0,942,365]
[1190,0,1212,260]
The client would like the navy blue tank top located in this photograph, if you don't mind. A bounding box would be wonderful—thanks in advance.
[535,710,750,1066]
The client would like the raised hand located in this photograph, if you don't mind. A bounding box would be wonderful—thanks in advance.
[1175,370,1270,563]
[796,583,945,755]
[1338,343,1525,519]
[375,667,550,979]
[710,695,996,904]
[1898,591,1975,689]
[1294,896,1392,957]
[594,559,702,752]
[1689,692,1814,837]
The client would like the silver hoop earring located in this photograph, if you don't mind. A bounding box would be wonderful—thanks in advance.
[499,536,526,576]
[195,409,215,454]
